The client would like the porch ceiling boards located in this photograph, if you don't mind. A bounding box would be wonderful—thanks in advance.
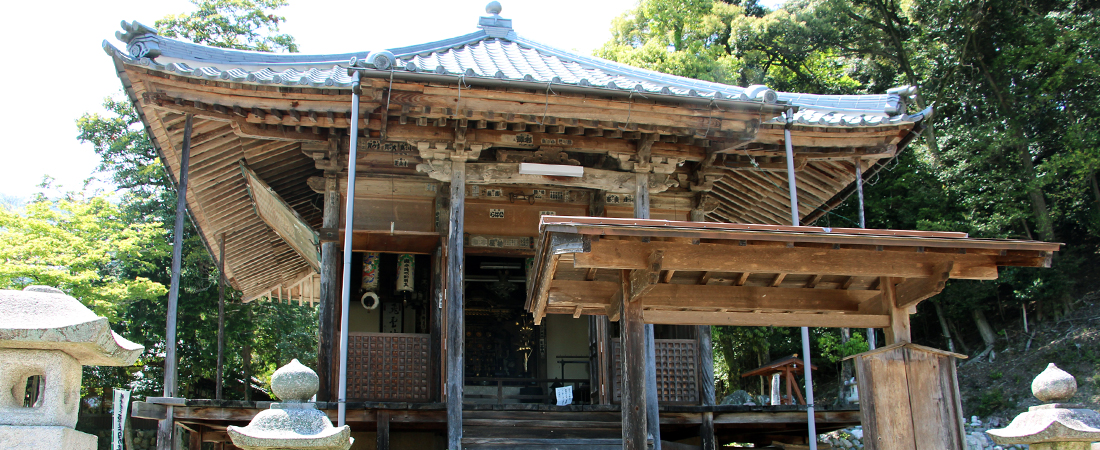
[525,217,1060,327]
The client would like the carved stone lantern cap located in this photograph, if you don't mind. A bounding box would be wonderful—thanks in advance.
[0,286,143,366]
[987,363,1100,446]
[227,359,352,450]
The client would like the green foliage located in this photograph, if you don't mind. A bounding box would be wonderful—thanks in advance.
[155,0,298,53]
[970,389,1013,417]
[817,332,868,364]
[599,0,1100,392]
[65,0,316,403]
[0,195,167,320]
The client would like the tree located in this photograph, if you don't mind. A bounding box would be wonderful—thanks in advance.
[0,194,167,320]
[156,0,298,53]
[71,0,314,403]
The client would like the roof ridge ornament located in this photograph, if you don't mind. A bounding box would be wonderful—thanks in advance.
[117,20,161,59]
[478,1,514,39]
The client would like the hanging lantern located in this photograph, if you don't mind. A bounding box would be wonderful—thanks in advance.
[361,252,380,292]
[396,254,415,294]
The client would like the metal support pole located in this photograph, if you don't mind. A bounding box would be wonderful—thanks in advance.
[855,159,876,350]
[337,70,363,427]
[158,113,192,450]
[784,110,817,450]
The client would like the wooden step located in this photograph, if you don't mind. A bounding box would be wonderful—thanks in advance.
[460,437,653,450]
[464,426,621,439]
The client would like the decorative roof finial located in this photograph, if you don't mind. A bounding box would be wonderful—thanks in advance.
[478,1,513,38]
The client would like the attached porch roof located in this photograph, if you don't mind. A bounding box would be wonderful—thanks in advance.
[525,217,1060,327]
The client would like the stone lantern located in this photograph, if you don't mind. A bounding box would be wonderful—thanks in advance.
[228,359,352,450]
[986,363,1100,450]
[0,285,144,449]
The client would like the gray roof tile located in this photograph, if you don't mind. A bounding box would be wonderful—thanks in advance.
[104,14,926,128]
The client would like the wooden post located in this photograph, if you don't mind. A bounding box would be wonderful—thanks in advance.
[216,233,226,400]
[377,411,391,450]
[620,270,648,450]
[698,325,716,450]
[159,113,192,450]
[430,246,442,402]
[317,174,340,401]
[188,427,200,450]
[446,160,466,450]
[634,171,662,450]
[590,189,611,405]
[881,277,910,344]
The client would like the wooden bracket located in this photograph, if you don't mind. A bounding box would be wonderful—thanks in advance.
[606,291,622,322]
[895,261,954,310]
[627,250,664,302]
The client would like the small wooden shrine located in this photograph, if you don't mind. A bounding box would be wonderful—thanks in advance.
[742,356,817,406]
[101,3,1059,449]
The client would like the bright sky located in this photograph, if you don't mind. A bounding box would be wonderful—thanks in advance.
[0,0,640,200]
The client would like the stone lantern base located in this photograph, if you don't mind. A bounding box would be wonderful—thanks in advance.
[0,425,97,449]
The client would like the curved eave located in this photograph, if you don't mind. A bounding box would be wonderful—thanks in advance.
[105,28,914,126]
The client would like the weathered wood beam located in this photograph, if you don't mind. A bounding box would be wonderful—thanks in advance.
[417,161,677,194]
[620,270,648,450]
[698,325,716,450]
[317,174,340,402]
[895,261,953,310]
[548,280,877,312]
[377,411,390,450]
[572,240,1001,280]
[643,310,891,328]
[159,113,192,450]
[881,277,910,343]
[144,95,328,142]
[627,251,663,302]
[605,291,622,322]
[446,160,466,450]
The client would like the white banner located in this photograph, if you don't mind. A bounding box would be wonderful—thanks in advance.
[112,389,131,450]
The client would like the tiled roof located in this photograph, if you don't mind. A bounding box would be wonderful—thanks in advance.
[104,12,928,127]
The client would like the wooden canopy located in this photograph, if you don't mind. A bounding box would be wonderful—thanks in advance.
[741,355,817,378]
[525,216,1060,328]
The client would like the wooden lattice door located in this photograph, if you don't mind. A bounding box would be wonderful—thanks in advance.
[347,332,430,402]
[611,338,700,404]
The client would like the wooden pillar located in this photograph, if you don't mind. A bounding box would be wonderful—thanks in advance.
[216,233,226,400]
[377,411,391,450]
[698,325,716,450]
[188,427,201,450]
[620,270,648,450]
[590,189,612,405]
[881,277,910,344]
[634,171,661,450]
[691,190,717,449]
[430,246,442,402]
[317,174,340,401]
[159,113,192,450]
[446,160,466,450]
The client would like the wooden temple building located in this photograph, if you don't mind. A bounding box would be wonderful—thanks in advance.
[104,4,1060,449]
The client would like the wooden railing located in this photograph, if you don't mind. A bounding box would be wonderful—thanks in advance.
[464,377,590,404]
